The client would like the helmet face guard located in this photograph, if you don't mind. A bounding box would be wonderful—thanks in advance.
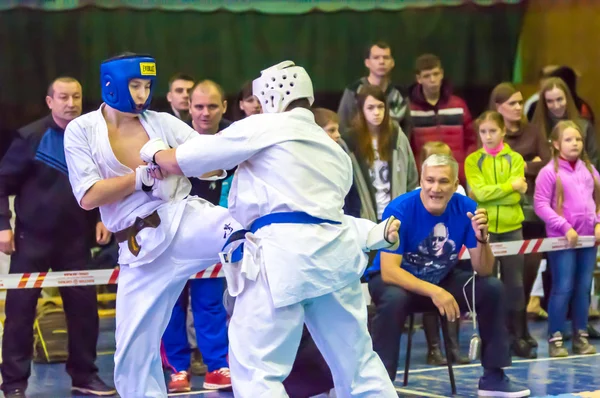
[252,61,314,114]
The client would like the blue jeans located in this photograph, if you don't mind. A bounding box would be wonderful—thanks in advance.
[162,278,229,372]
[547,247,597,336]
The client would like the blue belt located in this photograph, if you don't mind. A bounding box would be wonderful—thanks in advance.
[220,211,341,263]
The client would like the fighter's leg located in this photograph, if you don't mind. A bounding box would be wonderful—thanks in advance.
[114,255,191,398]
[304,279,397,398]
[343,215,398,253]
[228,265,305,398]
[169,200,243,270]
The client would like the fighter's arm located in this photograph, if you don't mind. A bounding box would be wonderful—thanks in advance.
[145,122,265,178]
[344,215,400,252]
[79,175,136,210]
[64,122,146,210]
[161,115,228,181]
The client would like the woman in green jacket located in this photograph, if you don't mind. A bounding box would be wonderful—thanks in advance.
[465,111,536,359]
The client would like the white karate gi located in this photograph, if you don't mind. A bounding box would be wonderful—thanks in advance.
[176,108,397,397]
[64,105,242,398]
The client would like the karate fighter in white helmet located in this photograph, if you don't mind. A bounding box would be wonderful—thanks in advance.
[142,61,400,397]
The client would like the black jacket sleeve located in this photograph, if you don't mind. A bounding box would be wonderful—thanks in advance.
[0,134,34,230]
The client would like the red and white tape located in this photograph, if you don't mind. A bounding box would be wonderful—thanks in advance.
[0,263,224,290]
[458,235,597,260]
[0,236,596,289]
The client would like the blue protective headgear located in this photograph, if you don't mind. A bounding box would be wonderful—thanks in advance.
[100,54,157,114]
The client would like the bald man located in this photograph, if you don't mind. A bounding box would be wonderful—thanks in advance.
[189,80,230,136]
[162,80,234,392]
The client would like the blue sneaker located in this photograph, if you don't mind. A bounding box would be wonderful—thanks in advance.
[478,369,530,397]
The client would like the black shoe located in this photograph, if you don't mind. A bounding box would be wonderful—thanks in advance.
[4,389,26,398]
[446,317,470,364]
[72,375,116,396]
[511,338,537,359]
[450,349,471,365]
[423,312,445,366]
[587,323,600,340]
[426,346,447,365]
[508,311,537,358]
[521,310,538,348]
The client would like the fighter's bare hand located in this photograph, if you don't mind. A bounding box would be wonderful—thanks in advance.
[431,287,460,322]
[386,219,400,244]
[467,208,489,242]
[95,222,112,245]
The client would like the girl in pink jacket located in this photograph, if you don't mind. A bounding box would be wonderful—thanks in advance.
[534,120,600,358]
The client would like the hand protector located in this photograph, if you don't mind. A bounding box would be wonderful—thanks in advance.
[140,138,169,164]
[367,216,400,251]
[150,174,181,202]
[135,165,154,192]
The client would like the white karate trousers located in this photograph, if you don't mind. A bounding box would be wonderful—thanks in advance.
[228,263,397,398]
[113,201,239,398]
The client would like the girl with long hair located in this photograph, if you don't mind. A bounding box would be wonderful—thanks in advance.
[344,84,418,222]
[532,77,598,168]
[534,121,600,357]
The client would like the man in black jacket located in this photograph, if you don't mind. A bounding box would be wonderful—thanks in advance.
[0,77,115,398]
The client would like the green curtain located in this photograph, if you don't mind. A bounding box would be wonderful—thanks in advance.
[0,3,524,128]
[1,0,522,13]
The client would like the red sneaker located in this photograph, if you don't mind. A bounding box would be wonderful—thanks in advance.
[203,367,232,389]
[168,371,191,393]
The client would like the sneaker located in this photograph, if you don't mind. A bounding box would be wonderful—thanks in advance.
[71,375,117,396]
[3,389,26,398]
[168,371,191,393]
[573,330,597,355]
[548,332,569,357]
[203,367,232,390]
[478,369,530,397]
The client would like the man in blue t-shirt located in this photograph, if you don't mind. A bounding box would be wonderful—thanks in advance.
[367,154,530,397]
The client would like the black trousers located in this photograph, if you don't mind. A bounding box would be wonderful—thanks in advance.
[1,230,99,391]
[368,269,511,381]
[522,220,547,307]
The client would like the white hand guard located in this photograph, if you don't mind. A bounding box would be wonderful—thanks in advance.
[135,166,155,192]
[367,216,400,251]
[140,138,169,164]
[150,175,181,202]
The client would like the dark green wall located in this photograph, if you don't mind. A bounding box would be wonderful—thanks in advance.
[0,3,524,130]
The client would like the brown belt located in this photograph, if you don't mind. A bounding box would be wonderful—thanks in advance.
[115,210,161,257]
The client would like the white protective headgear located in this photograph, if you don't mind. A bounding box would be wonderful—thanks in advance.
[252,60,314,114]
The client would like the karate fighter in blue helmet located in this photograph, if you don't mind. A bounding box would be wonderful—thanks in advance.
[64,53,400,397]
[142,60,401,397]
